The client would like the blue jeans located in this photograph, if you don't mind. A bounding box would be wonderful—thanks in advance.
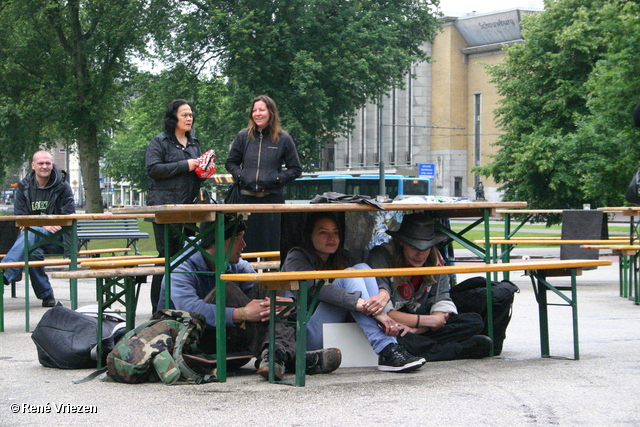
[307,263,396,354]
[1,227,64,299]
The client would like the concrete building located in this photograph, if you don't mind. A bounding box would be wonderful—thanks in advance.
[331,7,542,201]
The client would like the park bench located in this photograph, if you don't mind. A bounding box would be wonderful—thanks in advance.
[221,258,611,386]
[77,218,149,255]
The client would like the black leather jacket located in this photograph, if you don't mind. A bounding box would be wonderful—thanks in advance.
[225,128,302,194]
[145,132,203,206]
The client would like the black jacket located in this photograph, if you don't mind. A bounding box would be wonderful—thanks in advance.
[15,164,75,216]
[145,132,203,206]
[225,128,302,194]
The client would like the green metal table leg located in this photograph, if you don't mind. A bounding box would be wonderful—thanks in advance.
[23,228,30,332]
[294,280,308,387]
[570,269,580,360]
[97,278,104,369]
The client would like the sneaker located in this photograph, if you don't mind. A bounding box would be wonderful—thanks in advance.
[42,294,56,308]
[306,348,342,375]
[459,335,493,359]
[256,348,286,381]
[378,343,426,372]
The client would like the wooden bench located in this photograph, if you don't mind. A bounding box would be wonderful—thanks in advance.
[1,259,73,332]
[51,265,165,368]
[476,238,632,283]
[581,244,640,302]
[77,218,149,254]
[47,253,279,367]
[221,258,611,385]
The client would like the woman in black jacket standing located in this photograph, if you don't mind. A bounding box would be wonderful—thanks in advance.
[225,95,302,252]
[146,99,203,310]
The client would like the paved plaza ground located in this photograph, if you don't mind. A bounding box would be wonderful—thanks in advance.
[1,252,639,426]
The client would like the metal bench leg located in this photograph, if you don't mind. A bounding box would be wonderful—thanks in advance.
[266,288,306,386]
[531,270,579,360]
[0,271,4,332]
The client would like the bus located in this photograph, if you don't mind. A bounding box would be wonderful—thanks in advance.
[208,172,431,202]
[283,173,431,201]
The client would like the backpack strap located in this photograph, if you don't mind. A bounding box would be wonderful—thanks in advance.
[73,367,108,384]
[172,318,217,384]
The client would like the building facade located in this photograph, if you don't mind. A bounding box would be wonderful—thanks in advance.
[331,8,540,201]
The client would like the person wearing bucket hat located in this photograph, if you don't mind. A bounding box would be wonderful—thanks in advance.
[367,213,493,361]
[158,215,341,380]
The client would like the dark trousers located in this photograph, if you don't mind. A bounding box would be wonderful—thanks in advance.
[237,192,284,253]
[398,313,484,362]
[199,282,296,369]
[150,222,196,310]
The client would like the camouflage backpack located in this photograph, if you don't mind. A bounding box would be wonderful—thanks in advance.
[106,309,217,385]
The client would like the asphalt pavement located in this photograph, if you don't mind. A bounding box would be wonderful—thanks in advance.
[1,249,639,426]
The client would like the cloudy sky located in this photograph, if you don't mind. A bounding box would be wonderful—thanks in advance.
[437,0,544,15]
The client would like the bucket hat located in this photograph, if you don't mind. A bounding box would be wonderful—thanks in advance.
[386,213,449,251]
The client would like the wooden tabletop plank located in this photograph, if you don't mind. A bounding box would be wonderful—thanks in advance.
[114,201,527,214]
[221,259,611,282]
[476,239,632,245]
[494,209,563,215]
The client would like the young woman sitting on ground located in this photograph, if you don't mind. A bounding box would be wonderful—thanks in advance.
[281,212,425,372]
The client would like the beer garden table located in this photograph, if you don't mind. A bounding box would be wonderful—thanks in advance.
[114,200,527,382]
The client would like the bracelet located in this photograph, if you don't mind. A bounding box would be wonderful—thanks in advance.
[238,307,247,329]
[415,314,420,328]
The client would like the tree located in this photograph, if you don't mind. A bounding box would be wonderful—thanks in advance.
[170,0,442,169]
[0,0,174,212]
[103,66,229,192]
[476,0,640,215]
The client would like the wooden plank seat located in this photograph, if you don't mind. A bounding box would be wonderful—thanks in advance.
[51,265,165,368]
[76,218,149,254]
[242,251,280,261]
[0,259,74,332]
[77,248,131,257]
[581,245,640,303]
[221,258,611,385]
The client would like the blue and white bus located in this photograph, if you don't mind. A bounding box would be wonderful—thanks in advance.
[209,172,431,202]
[283,173,431,201]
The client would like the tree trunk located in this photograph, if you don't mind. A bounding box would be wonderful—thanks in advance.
[76,126,104,213]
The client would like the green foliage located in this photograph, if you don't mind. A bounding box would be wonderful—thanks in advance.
[171,0,442,169]
[477,0,640,219]
[103,67,230,190]
[0,0,175,212]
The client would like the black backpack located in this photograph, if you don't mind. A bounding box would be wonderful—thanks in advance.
[450,277,519,356]
[31,304,127,369]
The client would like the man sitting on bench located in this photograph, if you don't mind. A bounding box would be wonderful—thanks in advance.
[1,150,75,307]
[157,216,341,380]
